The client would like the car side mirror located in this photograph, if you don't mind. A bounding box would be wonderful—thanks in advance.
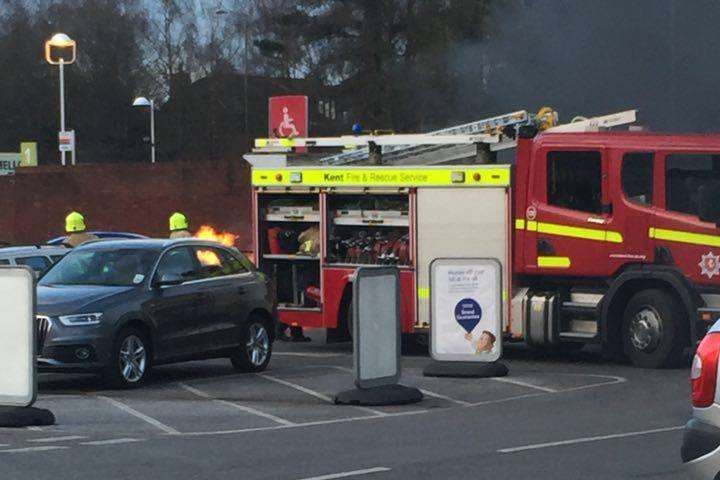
[699,185,720,227]
[154,273,184,288]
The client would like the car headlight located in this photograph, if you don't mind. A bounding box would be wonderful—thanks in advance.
[58,313,103,327]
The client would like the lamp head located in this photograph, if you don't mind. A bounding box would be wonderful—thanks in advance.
[132,97,152,107]
[45,33,77,65]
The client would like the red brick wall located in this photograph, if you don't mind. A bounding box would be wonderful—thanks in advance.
[0,160,253,249]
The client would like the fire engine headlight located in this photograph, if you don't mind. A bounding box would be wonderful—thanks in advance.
[58,313,103,327]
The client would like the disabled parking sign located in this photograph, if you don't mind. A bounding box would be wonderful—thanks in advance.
[430,258,502,362]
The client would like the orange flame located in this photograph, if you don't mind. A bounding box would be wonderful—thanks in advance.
[194,225,238,247]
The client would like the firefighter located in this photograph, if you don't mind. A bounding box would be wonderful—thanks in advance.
[169,212,192,239]
[63,211,99,248]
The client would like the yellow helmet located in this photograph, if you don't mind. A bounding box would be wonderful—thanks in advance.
[65,211,86,233]
[169,212,189,232]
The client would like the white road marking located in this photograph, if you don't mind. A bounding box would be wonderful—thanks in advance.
[183,409,428,437]
[492,377,558,393]
[553,373,628,392]
[469,392,548,407]
[258,374,388,417]
[178,383,296,426]
[418,388,472,406]
[81,438,145,446]
[0,446,69,454]
[27,426,43,431]
[28,435,87,443]
[96,395,180,435]
[498,425,684,454]
[298,467,391,480]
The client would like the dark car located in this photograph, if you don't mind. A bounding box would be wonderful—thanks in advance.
[46,232,148,246]
[36,239,277,388]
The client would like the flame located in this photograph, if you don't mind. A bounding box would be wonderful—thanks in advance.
[197,249,221,266]
[194,225,238,247]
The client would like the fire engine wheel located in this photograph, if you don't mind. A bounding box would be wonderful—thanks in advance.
[621,289,688,369]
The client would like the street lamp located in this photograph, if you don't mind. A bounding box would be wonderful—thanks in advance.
[45,33,77,166]
[132,97,156,163]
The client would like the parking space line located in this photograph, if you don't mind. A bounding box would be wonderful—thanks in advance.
[498,425,684,454]
[553,373,628,392]
[257,374,388,417]
[81,438,145,446]
[28,435,87,443]
[491,377,558,393]
[469,392,548,407]
[183,409,428,437]
[0,446,69,454]
[298,467,391,480]
[418,389,472,406]
[178,383,297,426]
[96,395,180,435]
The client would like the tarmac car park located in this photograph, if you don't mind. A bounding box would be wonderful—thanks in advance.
[0,341,694,480]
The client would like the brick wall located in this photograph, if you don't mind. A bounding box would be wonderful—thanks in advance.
[0,160,253,249]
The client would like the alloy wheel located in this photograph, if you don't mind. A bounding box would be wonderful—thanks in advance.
[119,334,147,383]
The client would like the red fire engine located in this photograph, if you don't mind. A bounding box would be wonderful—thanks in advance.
[247,109,720,368]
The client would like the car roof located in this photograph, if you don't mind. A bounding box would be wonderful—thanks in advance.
[0,246,69,257]
[73,238,233,251]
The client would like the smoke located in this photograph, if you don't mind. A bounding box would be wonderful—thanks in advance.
[453,0,720,132]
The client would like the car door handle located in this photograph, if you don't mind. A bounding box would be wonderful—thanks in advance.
[237,286,248,295]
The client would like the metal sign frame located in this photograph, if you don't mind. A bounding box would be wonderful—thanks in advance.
[429,258,503,363]
[353,266,401,389]
[0,266,37,407]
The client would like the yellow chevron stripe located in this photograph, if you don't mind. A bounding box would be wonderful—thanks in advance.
[649,227,720,247]
[516,219,623,243]
[537,256,571,268]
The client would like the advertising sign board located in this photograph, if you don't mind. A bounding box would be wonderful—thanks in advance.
[0,267,36,407]
[430,258,502,363]
[353,267,401,389]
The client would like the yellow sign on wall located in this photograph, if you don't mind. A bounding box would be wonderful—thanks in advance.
[19,142,37,167]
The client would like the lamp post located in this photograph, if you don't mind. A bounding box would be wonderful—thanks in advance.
[45,33,77,166]
[132,97,155,163]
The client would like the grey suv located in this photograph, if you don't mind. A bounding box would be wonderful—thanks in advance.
[36,239,277,388]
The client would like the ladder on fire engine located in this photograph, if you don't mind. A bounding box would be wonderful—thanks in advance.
[252,109,637,166]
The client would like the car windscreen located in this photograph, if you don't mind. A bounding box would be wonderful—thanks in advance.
[39,248,158,287]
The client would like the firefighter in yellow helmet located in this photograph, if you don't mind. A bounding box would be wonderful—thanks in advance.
[63,211,100,248]
[169,212,192,239]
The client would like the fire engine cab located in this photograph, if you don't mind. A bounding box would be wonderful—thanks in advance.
[247,108,720,368]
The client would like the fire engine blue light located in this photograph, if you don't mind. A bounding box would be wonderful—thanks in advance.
[352,123,363,135]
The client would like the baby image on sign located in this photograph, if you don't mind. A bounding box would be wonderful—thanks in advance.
[431,259,501,362]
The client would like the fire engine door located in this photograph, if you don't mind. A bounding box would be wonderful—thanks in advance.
[526,148,612,277]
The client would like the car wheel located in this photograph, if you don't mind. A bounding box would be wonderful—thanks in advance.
[231,317,273,373]
[622,289,688,368]
[105,327,150,389]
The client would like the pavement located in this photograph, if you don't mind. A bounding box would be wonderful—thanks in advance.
[0,340,692,480]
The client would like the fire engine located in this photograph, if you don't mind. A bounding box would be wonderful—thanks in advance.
[246,108,720,368]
